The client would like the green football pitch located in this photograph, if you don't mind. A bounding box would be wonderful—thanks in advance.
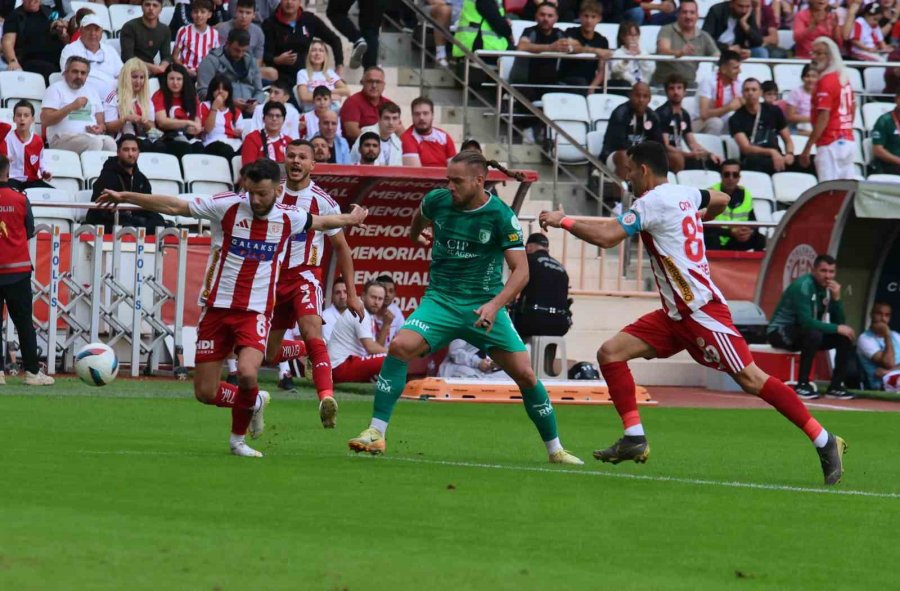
[1,377,898,591]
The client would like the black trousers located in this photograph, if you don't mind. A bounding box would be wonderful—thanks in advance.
[514,312,570,340]
[0,275,40,374]
[768,326,851,388]
[326,0,388,68]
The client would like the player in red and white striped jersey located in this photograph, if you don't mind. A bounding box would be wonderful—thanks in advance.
[97,159,368,458]
[0,100,52,189]
[174,0,220,76]
[540,141,847,485]
[266,139,365,428]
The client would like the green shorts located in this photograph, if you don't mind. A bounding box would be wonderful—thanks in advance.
[401,293,527,354]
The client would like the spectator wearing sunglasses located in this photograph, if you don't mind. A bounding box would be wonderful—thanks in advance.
[704,159,766,251]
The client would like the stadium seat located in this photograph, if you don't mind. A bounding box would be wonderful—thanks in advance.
[181,154,234,194]
[846,68,864,93]
[231,155,242,184]
[498,56,514,82]
[695,0,716,17]
[48,72,63,86]
[73,189,93,223]
[863,137,872,164]
[667,171,677,184]
[586,129,603,157]
[740,63,772,83]
[639,26,660,55]
[676,169,721,189]
[867,174,900,183]
[42,149,84,192]
[25,187,77,232]
[648,94,666,111]
[138,152,183,192]
[160,5,175,25]
[587,93,627,128]
[692,133,725,160]
[149,179,182,195]
[752,197,774,221]
[784,134,815,155]
[166,193,207,230]
[80,150,116,189]
[777,30,794,50]
[511,20,536,43]
[107,38,121,56]
[722,135,740,160]
[597,23,618,44]
[69,1,113,34]
[863,67,886,95]
[740,170,775,201]
[772,172,817,204]
[542,93,590,162]
[681,96,699,120]
[0,108,11,124]
[109,4,142,37]
[773,64,804,93]
[0,71,46,107]
[862,102,893,128]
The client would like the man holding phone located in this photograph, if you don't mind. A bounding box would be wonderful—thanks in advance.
[197,28,266,116]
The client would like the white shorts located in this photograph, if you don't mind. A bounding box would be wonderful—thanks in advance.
[815,139,858,182]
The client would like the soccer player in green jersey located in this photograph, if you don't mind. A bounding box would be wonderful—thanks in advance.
[348,152,583,465]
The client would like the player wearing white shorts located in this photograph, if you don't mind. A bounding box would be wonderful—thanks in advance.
[540,141,847,485]
[799,37,857,182]
[97,159,367,457]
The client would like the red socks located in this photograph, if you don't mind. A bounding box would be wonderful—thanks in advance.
[757,376,823,441]
[273,339,307,363]
[600,361,642,429]
[230,385,259,436]
[204,382,238,407]
[306,338,333,401]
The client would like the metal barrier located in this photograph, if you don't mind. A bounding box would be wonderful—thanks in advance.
[9,202,190,376]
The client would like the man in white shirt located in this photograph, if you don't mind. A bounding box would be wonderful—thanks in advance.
[40,56,116,153]
[328,280,392,383]
[321,277,349,341]
[696,50,743,135]
[438,339,511,380]
[858,302,900,391]
[59,14,123,100]
[350,102,402,165]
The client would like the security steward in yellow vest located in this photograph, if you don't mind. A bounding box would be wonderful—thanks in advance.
[703,159,766,252]
[452,0,513,58]
[0,154,54,385]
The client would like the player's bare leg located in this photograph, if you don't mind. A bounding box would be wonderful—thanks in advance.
[732,363,846,485]
[348,329,430,455]
[230,347,269,456]
[489,348,583,465]
[594,332,658,464]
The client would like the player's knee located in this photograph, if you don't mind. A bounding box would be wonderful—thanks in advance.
[597,340,620,365]
[193,383,216,404]
[237,372,258,390]
[733,365,767,395]
[388,338,417,362]
[513,367,538,389]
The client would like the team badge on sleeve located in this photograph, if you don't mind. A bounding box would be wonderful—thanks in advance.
[617,210,642,236]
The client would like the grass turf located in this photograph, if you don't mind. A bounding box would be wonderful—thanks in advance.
[1,376,898,590]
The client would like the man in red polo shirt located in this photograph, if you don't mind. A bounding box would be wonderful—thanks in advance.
[400,96,457,167]
[340,66,392,144]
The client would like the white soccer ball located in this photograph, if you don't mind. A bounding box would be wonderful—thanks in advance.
[75,343,119,387]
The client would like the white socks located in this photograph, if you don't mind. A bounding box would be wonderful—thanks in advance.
[544,437,563,454]
[624,424,645,437]
[278,361,290,377]
[370,418,389,435]
[226,358,237,373]
[436,46,447,60]
[230,433,244,446]
[813,429,829,448]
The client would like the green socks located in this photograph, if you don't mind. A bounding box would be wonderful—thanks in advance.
[521,381,559,442]
[372,355,409,423]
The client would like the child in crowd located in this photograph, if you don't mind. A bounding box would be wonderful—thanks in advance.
[174,0,221,79]
[300,86,342,139]
[608,21,655,95]
[559,0,612,92]
[850,3,891,61]
[784,64,818,135]
[0,100,52,190]
[244,80,301,139]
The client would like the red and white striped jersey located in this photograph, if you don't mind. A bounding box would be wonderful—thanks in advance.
[278,181,341,269]
[199,101,242,145]
[0,128,45,182]
[622,183,727,324]
[189,192,312,315]
[175,24,220,71]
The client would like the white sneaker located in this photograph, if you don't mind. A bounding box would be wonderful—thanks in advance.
[349,39,368,69]
[522,128,536,145]
[437,57,449,68]
[319,396,338,429]
[230,440,263,458]
[24,371,54,386]
[248,390,270,440]
[0,371,5,385]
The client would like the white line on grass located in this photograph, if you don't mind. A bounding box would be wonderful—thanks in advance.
[377,456,900,499]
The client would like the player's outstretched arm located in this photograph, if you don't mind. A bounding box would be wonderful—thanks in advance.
[702,190,730,221]
[539,208,628,249]
[310,204,368,231]
[97,189,192,217]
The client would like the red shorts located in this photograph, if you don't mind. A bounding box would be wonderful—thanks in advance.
[195,307,271,363]
[272,267,323,330]
[332,354,387,383]
[623,302,753,374]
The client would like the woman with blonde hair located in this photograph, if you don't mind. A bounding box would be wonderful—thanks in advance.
[103,58,165,152]
[295,39,350,111]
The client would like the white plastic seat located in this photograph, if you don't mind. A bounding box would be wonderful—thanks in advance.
[48,72,63,86]
[692,133,725,159]
[0,71,46,106]
[648,94,666,111]
[723,135,740,160]
[681,96,699,120]
[42,149,84,190]
[740,170,775,201]
[231,155,242,184]
[867,174,900,183]
[752,197,774,221]
[69,2,113,33]
[149,179,182,196]
[80,150,116,188]
[863,67,886,95]
[597,23,618,45]
[73,189,93,222]
[160,5,175,25]
[740,63,772,83]
[552,121,589,163]
[772,172,817,204]
[138,152,183,191]
[777,30,794,50]
[676,169,721,189]
[106,38,121,56]
[109,4,142,37]
[0,107,12,124]
[26,188,77,232]
[696,0,717,18]
[587,93,627,128]
[586,129,604,157]
[639,26,660,55]
[511,20,536,43]
[181,154,235,194]
[498,56,514,82]
[863,137,872,164]
[773,65,804,93]
[782,134,815,155]
[862,102,893,129]
[846,68,864,93]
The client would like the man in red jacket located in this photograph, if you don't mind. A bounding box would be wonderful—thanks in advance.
[0,154,54,386]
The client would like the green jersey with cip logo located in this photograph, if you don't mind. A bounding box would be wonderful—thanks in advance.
[420,188,524,305]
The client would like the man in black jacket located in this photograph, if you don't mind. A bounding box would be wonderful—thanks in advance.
[262,0,344,87]
[702,0,766,58]
[513,233,571,339]
[85,135,166,233]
